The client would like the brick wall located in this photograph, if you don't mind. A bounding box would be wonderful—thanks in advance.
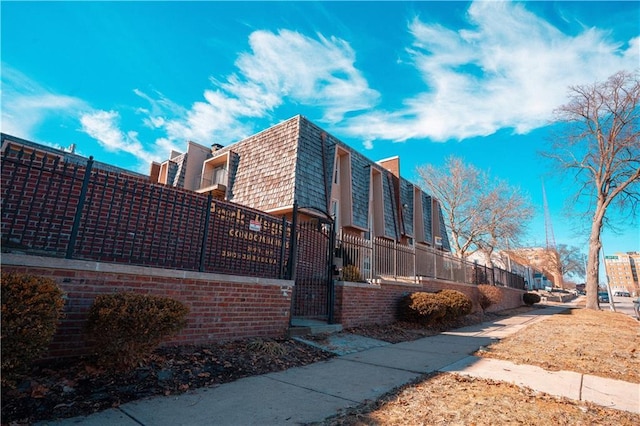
[334,278,525,328]
[2,254,293,359]
[485,285,525,313]
[3,253,526,360]
[334,280,421,327]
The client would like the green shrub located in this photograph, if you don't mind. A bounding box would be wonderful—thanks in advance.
[1,273,65,384]
[436,289,473,320]
[342,264,363,282]
[522,292,541,306]
[478,284,504,311]
[86,292,189,370]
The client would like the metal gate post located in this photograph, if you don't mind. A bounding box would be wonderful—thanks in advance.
[278,215,288,279]
[198,193,213,272]
[327,219,336,324]
[287,201,299,281]
[66,156,94,259]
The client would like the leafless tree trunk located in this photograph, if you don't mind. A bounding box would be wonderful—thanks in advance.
[417,156,534,261]
[545,71,640,310]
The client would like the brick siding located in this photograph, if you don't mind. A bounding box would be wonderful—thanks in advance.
[2,254,293,359]
[334,278,525,328]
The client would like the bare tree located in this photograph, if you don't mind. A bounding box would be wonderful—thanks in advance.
[417,156,534,261]
[556,244,587,280]
[479,180,535,267]
[545,71,640,310]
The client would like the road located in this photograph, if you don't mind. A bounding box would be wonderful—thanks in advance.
[605,295,639,320]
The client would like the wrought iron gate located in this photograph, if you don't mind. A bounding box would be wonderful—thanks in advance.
[290,211,335,321]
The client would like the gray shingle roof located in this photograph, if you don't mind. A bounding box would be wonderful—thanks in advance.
[215,116,300,211]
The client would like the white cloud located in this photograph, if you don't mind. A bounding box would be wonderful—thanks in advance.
[343,0,640,145]
[234,30,379,121]
[3,28,379,168]
[0,65,86,138]
[6,1,636,166]
[138,29,379,150]
[80,110,156,166]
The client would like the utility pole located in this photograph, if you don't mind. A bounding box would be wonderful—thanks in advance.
[601,246,616,312]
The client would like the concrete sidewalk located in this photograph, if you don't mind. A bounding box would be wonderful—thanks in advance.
[38,305,639,425]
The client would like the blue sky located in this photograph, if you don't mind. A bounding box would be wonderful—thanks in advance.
[2,1,639,263]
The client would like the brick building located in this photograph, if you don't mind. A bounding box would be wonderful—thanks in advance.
[604,252,640,296]
[1,134,148,179]
[1,128,527,358]
[151,115,451,250]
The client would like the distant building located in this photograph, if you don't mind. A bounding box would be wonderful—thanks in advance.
[504,247,563,289]
[604,252,640,296]
[1,133,147,179]
[467,250,545,291]
[151,115,451,249]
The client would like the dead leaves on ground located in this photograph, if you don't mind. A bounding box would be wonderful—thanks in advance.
[1,338,334,424]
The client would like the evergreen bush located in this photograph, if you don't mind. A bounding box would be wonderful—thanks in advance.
[397,292,447,324]
[1,273,65,385]
[478,284,504,311]
[436,289,473,319]
[86,292,189,370]
[522,292,541,306]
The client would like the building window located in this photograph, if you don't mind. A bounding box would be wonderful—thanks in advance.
[212,165,226,185]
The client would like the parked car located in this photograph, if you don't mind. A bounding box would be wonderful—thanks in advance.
[614,291,631,297]
[598,292,609,303]
[633,297,640,320]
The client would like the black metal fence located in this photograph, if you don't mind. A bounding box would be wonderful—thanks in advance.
[1,141,291,279]
[1,138,525,290]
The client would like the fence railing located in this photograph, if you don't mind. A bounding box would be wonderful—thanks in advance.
[1,142,291,279]
[1,139,526,290]
[336,233,525,289]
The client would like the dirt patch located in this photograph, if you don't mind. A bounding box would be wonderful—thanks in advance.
[476,308,640,383]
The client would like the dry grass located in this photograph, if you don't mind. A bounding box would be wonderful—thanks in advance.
[317,307,640,425]
[320,373,639,426]
[478,308,640,383]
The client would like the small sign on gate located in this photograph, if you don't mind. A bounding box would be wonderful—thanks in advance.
[249,220,262,232]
